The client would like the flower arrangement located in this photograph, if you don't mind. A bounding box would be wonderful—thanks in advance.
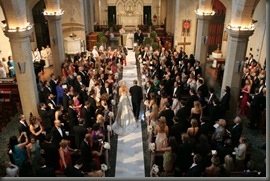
[104,142,111,149]
[152,164,159,173]
[149,142,155,151]
[147,125,153,133]
[107,125,112,132]
[101,164,108,171]
[111,99,116,105]
[108,111,114,118]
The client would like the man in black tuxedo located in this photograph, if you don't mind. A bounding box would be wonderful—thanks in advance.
[63,87,73,112]
[196,78,208,99]
[176,100,190,131]
[249,88,264,129]
[169,117,184,144]
[129,80,143,120]
[43,80,53,97]
[229,116,243,148]
[186,88,198,111]
[100,81,113,106]
[216,138,234,164]
[74,75,84,93]
[64,158,84,177]
[134,28,139,45]
[79,84,88,104]
[138,30,144,46]
[220,86,231,118]
[209,98,223,126]
[78,66,89,87]
[171,81,181,99]
[67,100,79,132]
[46,93,56,110]
[159,102,175,130]
[80,133,93,172]
[185,154,203,177]
[49,74,58,96]
[197,118,209,139]
[36,157,56,177]
[17,114,31,143]
[50,120,66,147]
[40,134,60,171]
[39,102,54,134]
[88,89,97,114]
[81,101,94,130]
[145,81,155,100]
[73,118,88,149]
[194,60,202,79]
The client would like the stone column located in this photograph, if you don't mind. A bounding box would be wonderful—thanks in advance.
[194,14,212,77]
[4,30,39,123]
[89,0,95,33]
[44,15,65,78]
[221,29,254,120]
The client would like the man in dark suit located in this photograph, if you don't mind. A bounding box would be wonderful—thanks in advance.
[169,117,184,144]
[79,85,88,104]
[73,118,88,149]
[49,74,58,96]
[129,80,143,120]
[134,28,139,45]
[145,80,155,100]
[171,81,182,99]
[138,30,144,46]
[185,154,203,177]
[159,102,175,130]
[220,86,231,118]
[62,87,73,112]
[50,120,66,147]
[216,138,234,164]
[74,75,84,93]
[17,114,31,143]
[249,88,264,129]
[197,118,209,139]
[196,78,208,99]
[40,134,60,171]
[36,157,56,177]
[78,66,89,87]
[67,100,79,132]
[176,100,190,131]
[43,80,53,97]
[64,158,84,177]
[88,89,97,115]
[100,81,113,106]
[209,98,223,126]
[46,93,56,110]
[186,88,198,111]
[80,133,93,172]
[39,102,54,134]
[194,60,202,79]
[229,116,243,148]
[81,101,94,130]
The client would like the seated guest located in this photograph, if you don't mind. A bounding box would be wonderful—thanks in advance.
[35,157,56,177]
[64,158,84,177]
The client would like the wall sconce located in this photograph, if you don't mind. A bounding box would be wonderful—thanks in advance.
[17,62,26,74]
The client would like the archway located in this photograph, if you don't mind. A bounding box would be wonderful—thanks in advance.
[208,0,226,55]
[32,0,50,49]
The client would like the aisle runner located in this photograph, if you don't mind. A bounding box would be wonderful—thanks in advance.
[114,50,145,177]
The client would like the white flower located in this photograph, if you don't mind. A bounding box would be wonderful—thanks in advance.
[114,82,118,87]
[111,99,116,105]
[101,164,108,171]
[108,111,114,118]
[147,125,153,133]
[138,55,142,59]
[115,74,119,80]
[104,142,111,149]
[144,100,149,106]
[117,63,122,68]
[109,70,113,74]
[115,72,119,77]
[149,142,155,151]
[113,90,117,94]
[100,67,104,71]
[139,58,143,63]
[152,164,159,173]
[145,110,151,117]
[142,82,146,86]
[107,125,112,131]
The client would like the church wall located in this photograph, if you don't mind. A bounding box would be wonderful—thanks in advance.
[246,0,266,65]
[174,0,197,55]
[60,0,86,43]
[165,0,175,35]
[0,6,12,60]
[160,0,167,25]
[25,0,38,51]
[94,0,99,24]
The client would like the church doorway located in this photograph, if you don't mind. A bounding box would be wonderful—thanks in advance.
[143,6,151,25]
[208,0,226,55]
[32,0,50,50]
[108,6,116,26]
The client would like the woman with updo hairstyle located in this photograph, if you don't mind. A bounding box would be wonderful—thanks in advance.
[154,116,169,151]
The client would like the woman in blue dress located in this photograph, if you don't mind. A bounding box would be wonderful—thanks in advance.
[8,56,15,77]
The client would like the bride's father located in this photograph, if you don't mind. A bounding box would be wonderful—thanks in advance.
[129,80,143,120]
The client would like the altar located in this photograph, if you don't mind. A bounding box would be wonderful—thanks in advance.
[118,15,142,31]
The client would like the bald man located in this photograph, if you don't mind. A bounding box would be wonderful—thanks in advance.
[50,120,66,147]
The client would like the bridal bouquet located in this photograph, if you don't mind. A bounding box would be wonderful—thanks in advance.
[111,99,116,105]
[145,110,151,117]
[147,125,153,133]
[152,164,159,174]
[107,125,112,132]
[101,164,108,171]
[144,100,149,106]
[109,70,113,74]
[104,142,111,150]
[108,111,114,118]
[149,142,155,151]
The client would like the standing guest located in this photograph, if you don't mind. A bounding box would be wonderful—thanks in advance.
[91,140,104,169]
[35,157,56,177]
[220,86,231,118]
[17,114,31,143]
[138,30,144,46]
[29,115,44,143]
[7,56,15,77]
[49,74,58,96]
[216,138,234,165]
[190,101,203,125]
[8,132,28,170]
[234,136,247,171]
[67,100,79,132]
[229,116,243,148]
[56,80,65,105]
[73,118,88,149]
[50,120,66,147]
[154,116,169,151]
[194,134,211,170]
[186,118,199,146]
[185,154,203,177]
[169,117,184,144]
[39,103,54,134]
[176,100,190,131]
[80,133,93,172]
[238,79,251,116]
[64,158,84,177]
[249,88,264,129]
[212,119,226,150]
[219,154,234,177]
[204,155,221,177]
[26,135,42,172]
[159,102,175,131]
[58,139,78,172]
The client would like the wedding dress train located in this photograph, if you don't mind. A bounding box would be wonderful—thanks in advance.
[112,93,137,136]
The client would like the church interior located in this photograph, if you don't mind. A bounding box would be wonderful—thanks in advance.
[0,0,268,178]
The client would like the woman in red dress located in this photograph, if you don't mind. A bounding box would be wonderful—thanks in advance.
[59,139,77,172]
[91,140,104,169]
[238,79,251,116]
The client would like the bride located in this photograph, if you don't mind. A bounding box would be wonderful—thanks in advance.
[112,81,137,136]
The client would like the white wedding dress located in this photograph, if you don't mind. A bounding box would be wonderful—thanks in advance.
[112,91,137,136]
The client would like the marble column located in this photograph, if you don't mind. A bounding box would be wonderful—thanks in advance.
[89,0,95,33]
[45,15,65,78]
[194,14,212,77]
[4,29,39,123]
[221,28,254,120]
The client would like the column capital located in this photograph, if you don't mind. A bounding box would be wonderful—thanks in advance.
[196,14,213,21]
[226,28,254,39]
[44,14,62,22]
[4,28,33,42]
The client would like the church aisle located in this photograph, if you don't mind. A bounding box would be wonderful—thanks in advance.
[114,50,145,177]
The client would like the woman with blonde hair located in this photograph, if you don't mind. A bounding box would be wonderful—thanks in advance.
[59,139,78,172]
[190,101,203,123]
[186,118,199,145]
[154,116,169,151]
[220,154,234,176]
[112,80,137,136]
[149,104,159,129]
